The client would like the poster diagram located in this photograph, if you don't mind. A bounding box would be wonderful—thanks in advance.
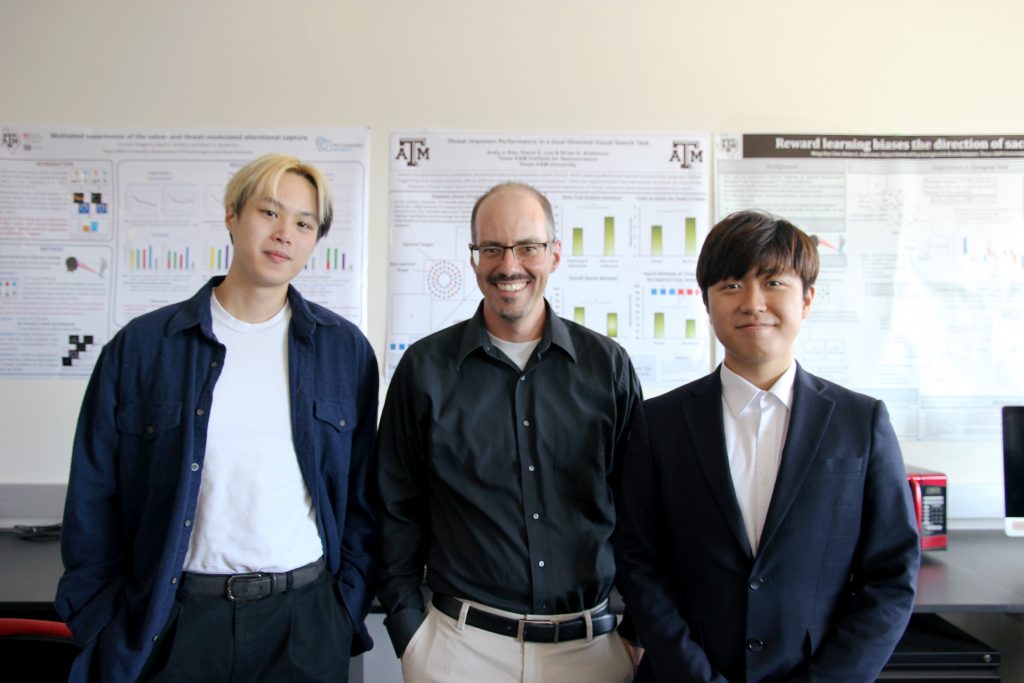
[0,243,110,375]
[0,124,370,377]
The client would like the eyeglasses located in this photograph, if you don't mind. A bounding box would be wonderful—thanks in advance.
[468,241,551,266]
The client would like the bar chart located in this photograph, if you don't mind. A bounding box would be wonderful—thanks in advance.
[641,214,700,258]
[563,208,629,257]
[125,245,201,272]
[305,245,347,273]
[644,286,703,340]
[208,244,231,271]
[570,304,626,338]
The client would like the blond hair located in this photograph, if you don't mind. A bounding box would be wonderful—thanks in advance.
[224,153,333,238]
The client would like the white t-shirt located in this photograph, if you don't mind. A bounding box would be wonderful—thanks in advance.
[488,332,541,371]
[182,294,322,573]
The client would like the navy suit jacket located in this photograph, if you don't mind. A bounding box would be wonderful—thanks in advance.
[614,364,920,683]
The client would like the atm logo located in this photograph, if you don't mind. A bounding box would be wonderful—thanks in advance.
[669,140,703,169]
[395,138,430,167]
[2,130,22,154]
[718,136,738,156]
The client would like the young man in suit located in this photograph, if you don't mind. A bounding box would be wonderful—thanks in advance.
[614,210,920,682]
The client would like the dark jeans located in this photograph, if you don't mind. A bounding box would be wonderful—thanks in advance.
[138,569,352,682]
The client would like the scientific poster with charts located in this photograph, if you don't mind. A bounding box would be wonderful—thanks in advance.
[0,124,369,377]
[715,133,1024,440]
[387,130,712,392]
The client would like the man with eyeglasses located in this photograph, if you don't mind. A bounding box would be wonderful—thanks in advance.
[377,182,643,682]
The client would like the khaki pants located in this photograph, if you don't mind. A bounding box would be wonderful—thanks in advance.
[401,600,634,683]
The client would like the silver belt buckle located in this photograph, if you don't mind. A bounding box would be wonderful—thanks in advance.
[226,572,266,601]
[518,618,560,643]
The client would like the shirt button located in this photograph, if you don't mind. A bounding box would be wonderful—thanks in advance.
[523,420,530,427]
[153,635,159,643]
[170,576,177,584]
[339,419,347,427]
[196,408,205,416]
[532,513,540,520]
[146,425,154,434]
[528,465,535,472]
[210,361,218,368]
[183,519,191,528]
[191,463,199,472]
[746,638,765,652]
[538,560,545,567]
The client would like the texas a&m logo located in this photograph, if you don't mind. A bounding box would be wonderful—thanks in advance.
[395,138,430,167]
[2,129,21,154]
[669,140,703,169]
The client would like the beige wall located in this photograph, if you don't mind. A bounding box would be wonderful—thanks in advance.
[2,0,1023,518]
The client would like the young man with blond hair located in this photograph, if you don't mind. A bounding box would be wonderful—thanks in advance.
[57,154,378,682]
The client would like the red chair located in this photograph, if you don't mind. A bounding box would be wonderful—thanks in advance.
[0,617,73,639]
[0,617,79,681]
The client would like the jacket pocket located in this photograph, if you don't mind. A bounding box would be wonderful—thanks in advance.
[115,402,182,438]
[816,456,864,474]
[115,402,182,488]
[313,399,356,434]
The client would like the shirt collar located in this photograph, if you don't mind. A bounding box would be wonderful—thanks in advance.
[165,276,337,339]
[456,300,577,368]
[720,361,797,417]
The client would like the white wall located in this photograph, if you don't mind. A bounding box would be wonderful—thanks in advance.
[1,0,1022,519]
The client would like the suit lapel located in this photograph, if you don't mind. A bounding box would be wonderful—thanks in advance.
[681,369,754,560]
[758,364,835,553]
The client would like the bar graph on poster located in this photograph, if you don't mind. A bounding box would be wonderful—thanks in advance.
[0,124,370,377]
[387,130,712,391]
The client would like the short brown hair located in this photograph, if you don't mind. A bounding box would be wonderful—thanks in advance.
[696,210,819,307]
[224,153,333,239]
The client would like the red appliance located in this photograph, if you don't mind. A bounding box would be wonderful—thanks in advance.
[906,466,947,551]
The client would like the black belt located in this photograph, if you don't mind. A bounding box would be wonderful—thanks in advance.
[431,593,616,644]
[179,558,325,601]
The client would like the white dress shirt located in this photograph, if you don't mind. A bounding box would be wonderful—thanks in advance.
[720,362,797,555]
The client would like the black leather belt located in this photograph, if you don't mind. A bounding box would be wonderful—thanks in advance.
[432,593,616,643]
[179,558,324,601]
